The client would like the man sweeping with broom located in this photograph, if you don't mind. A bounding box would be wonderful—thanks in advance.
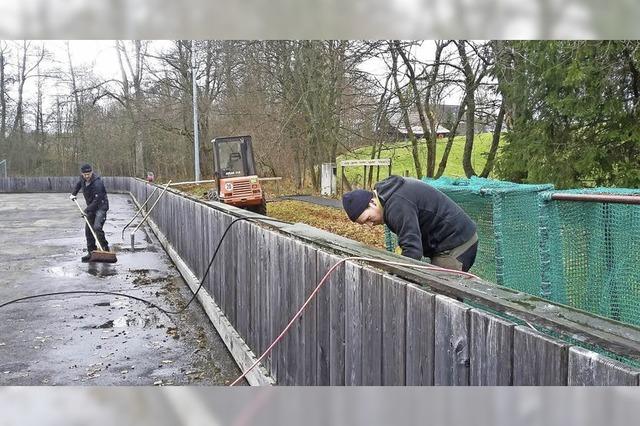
[69,164,117,263]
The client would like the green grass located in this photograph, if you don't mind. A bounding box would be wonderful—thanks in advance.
[338,133,504,185]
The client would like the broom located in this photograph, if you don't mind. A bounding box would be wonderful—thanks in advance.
[72,198,117,263]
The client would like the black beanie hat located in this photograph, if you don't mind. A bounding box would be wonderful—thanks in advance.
[80,163,92,173]
[342,189,374,222]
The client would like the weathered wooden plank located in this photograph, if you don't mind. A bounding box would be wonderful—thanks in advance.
[315,252,333,385]
[513,325,569,385]
[344,261,362,386]
[271,231,284,380]
[206,208,220,302]
[172,195,181,253]
[235,220,251,342]
[469,308,514,385]
[382,275,406,385]
[405,284,435,385]
[196,203,206,279]
[300,244,318,385]
[247,223,259,353]
[170,195,178,249]
[188,200,198,273]
[198,204,209,285]
[568,346,640,386]
[257,226,270,366]
[275,234,291,385]
[218,213,230,318]
[199,205,211,297]
[361,267,383,385]
[282,237,301,386]
[185,199,193,260]
[225,213,238,329]
[161,192,170,243]
[174,195,181,248]
[328,253,345,386]
[434,295,471,385]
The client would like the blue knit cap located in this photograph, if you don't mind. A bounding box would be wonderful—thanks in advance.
[80,163,92,173]
[342,189,374,222]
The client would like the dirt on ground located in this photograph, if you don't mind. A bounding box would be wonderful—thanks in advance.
[267,200,386,249]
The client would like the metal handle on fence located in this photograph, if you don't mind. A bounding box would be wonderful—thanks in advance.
[551,193,640,205]
[122,184,162,240]
[130,180,172,250]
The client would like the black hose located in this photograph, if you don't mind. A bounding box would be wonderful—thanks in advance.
[0,216,292,316]
[170,216,291,314]
[0,290,175,318]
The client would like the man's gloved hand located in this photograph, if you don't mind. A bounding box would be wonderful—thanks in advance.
[69,194,77,201]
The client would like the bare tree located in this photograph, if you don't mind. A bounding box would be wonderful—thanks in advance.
[115,40,147,177]
[0,41,10,145]
[456,40,492,178]
[394,40,455,178]
[65,41,87,164]
[10,42,46,142]
[389,41,423,178]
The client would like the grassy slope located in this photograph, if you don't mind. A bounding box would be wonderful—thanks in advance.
[339,133,503,185]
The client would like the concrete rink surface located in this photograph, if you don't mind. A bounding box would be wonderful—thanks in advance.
[0,193,242,385]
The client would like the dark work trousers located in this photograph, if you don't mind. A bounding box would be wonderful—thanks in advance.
[431,232,478,272]
[85,209,109,251]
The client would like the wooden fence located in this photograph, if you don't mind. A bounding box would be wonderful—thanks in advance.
[3,176,640,385]
[0,176,131,193]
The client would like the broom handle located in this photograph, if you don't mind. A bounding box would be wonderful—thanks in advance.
[73,198,105,252]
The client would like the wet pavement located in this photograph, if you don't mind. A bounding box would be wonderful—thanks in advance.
[0,193,243,385]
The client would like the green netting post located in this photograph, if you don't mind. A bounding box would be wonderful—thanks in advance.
[538,193,552,299]
[492,191,505,287]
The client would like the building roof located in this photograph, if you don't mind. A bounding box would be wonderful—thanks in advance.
[398,124,451,135]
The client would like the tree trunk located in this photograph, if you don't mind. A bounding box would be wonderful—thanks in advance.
[436,99,467,178]
[480,100,505,178]
[390,43,422,178]
[0,46,7,143]
[458,41,477,178]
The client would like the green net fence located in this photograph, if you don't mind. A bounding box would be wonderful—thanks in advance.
[383,178,640,329]
[539,188,640,326]
[384,176,553,294]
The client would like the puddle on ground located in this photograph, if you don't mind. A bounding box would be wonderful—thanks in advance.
[87,314,158,329]
[47,266,80,278]
[114,315,152,328]
[86,263,118,277]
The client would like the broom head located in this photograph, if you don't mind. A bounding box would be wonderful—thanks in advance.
[89,250,118,263]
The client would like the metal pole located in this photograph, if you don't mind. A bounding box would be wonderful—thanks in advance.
[551,193,640,205]
[192,42,201,182]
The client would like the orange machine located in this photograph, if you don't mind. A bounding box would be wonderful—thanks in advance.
[211,135,266,215]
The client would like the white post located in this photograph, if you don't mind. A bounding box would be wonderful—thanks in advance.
[192,42,201,182]
[0,159,6,178]
[321,163,336,196]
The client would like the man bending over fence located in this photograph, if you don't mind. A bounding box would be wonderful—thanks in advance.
[342,175,478,272]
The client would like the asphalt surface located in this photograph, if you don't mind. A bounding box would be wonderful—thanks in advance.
[0,193,242,385]
[276,195,342,209]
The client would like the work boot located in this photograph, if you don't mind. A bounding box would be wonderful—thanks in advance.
[81,253,92,262]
